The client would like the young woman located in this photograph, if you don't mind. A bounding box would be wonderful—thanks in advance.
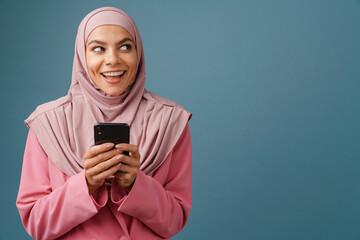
[16,7,192,240]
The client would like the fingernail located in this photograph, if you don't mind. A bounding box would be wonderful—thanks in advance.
[116,155,122,160]
[117,148,123,153]
[106,143,114,148]
[116,163,122,168]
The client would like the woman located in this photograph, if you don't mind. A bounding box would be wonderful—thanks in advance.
[16,7,192,240]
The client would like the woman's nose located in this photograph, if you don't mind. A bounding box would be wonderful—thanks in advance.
[105,49,120,65]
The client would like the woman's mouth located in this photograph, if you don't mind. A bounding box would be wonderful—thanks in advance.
[101,71,126,84]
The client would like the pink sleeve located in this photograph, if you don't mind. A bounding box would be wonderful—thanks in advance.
[111,123,192,239]
[16,129,107,240]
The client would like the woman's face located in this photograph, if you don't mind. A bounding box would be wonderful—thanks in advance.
[85,25,137,96]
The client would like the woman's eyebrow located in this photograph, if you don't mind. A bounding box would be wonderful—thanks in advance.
[118,38,134,44]
[87,38,134,46]
[87,40,105,46]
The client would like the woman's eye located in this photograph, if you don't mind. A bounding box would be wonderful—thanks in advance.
[120,45,131,51]
[93,46,104,52]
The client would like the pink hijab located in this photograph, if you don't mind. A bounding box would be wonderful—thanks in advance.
[25,7,191,176]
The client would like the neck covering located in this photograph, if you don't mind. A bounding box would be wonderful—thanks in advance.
[25,7,191,176]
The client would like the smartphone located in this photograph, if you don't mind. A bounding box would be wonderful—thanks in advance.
[94,123,130,155]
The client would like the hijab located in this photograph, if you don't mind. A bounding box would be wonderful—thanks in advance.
[25,7,191,176]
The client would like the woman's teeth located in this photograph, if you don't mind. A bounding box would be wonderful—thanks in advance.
[102,71,125,77]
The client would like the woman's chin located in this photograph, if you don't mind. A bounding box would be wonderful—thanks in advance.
[103,89,125,96]
[99,84,128,96]
[92,74,133,96]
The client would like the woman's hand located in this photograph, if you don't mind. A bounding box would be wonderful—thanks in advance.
[114,144,141,192]
[84,143,122,195]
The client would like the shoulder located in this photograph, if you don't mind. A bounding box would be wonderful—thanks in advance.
[143,90,192,122]
[25,96,71,126]
[143,90,189,111]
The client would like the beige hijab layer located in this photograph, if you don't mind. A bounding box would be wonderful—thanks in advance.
[25,7,191,176]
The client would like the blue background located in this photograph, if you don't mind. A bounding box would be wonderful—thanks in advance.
[1,0,360,239]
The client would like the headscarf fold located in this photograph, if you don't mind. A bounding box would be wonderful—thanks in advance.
[25,7,191,176]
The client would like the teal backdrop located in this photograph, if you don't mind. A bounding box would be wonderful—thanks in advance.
[1,0,359,239]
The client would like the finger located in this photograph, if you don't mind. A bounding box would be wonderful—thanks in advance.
[117,162,138,174]
[86,154,122,176]
[115,144,140,158]
[84,142,114,159]
[92,162,122,183]
[115,154,140,168]
[84,148,119,169]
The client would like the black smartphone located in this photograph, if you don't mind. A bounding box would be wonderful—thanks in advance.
[94,123,130,155]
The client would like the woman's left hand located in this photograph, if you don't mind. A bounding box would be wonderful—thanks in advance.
[114,143,141,192]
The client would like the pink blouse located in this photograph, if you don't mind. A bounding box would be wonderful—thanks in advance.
[16,124,192,240]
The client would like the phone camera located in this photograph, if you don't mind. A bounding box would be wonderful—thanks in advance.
[96,126,102,135]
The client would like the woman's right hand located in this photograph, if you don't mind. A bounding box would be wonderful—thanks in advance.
[83,143,122,195]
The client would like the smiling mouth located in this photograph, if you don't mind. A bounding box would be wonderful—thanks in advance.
[102,71,125,77]
[101,71,126,84]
